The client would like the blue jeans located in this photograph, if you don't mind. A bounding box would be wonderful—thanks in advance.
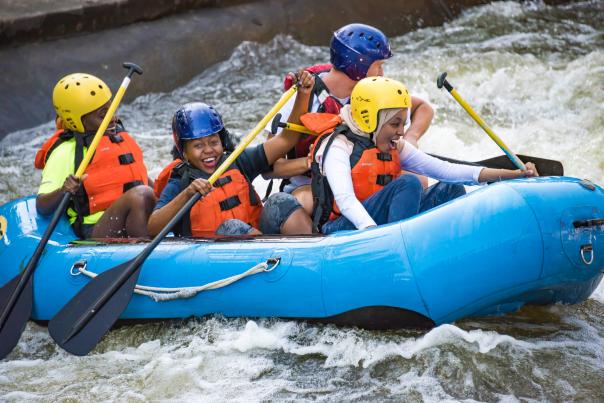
[321,175,466,234]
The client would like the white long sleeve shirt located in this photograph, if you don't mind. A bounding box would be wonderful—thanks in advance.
[320,136,483,229]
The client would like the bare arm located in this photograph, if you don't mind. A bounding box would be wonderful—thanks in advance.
[262,70,314,166]
[36,174,86,216]
[263,156,310,179]
[404,96,434,147]
[477,162,538,182]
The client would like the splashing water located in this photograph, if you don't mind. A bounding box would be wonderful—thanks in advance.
[1,1,603,401]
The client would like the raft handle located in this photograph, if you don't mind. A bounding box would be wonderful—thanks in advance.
[265,257,281,272]
[580,244,594,265]
[70,260,87,276]
[573,219,604,229]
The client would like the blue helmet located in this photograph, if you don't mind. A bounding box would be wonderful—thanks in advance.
[172,102,227,156]
[330,23,392,81]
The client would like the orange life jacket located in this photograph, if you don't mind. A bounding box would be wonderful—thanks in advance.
[35,126,149,217]
[310,125,400,230]
[170,157,262,237]
[154,159,182,198]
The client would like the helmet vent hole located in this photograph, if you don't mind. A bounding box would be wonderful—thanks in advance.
[90,91,96,96]
[368,35,373,41]
[376,43,381,48]
[347,32,353,36]
[64,84,69,89]
[359,32,364,37]
[372,78,377,81]
[397,90,402,95]
[76,82,80,86]
[98,85,103,89]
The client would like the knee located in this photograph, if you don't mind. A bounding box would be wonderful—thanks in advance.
[216,219,255,236]
[439,183,466,198]
[260,192,304,234]
[392,174,423,194]
[126,186,156,209]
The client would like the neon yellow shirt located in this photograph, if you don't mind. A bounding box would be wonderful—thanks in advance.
[37,138,103,225]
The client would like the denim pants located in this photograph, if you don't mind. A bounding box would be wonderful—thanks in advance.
[321,174,466,234]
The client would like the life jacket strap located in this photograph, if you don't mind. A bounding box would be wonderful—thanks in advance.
[123,180,144,192]
[219,196,241,211]
[376,174,393,186]
[377,152,392,161]
[118,153,135,165]
[214,176,232,187]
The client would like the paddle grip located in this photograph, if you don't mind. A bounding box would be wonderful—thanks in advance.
[271,113,282,135]
[437,72,453,92]
[123,62,143,77]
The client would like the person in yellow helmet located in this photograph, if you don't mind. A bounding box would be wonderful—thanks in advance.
[35,73,156,239]
[310,76,538,234]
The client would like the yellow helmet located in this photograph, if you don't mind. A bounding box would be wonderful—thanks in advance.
[350,76,411,133]
[52,73,112,132]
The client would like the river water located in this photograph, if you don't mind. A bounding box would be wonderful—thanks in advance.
[1,1,603,401]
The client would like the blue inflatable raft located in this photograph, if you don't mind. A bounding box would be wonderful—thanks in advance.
[0,177,602,329]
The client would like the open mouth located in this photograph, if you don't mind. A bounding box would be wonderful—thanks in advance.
[201,157,218,169]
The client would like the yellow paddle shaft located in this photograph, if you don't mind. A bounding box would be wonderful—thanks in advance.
[207,86,298,184]
[449,88,526,170]
[74,76,133,177]
[281,121,316,136]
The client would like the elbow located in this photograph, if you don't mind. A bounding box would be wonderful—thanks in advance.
[35,196,52,216]
[147,212,162,237]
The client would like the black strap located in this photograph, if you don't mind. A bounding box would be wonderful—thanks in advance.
[109,133,124,143]
[123,180,143,192]
[377,152,392,161]
[214,176,232,187]
[310,128,344,231]
[219,196,241,211]
[376,175,393,186]
[118,153,135,165]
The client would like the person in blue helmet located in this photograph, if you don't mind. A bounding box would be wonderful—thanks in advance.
[148,71,316,237]
[263,23,434,214]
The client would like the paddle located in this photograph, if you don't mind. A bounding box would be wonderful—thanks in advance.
[428,153,563,176]
[269,114,564,176]
[437,72,528,170]
[48,85,299,356]
[0,62,143,360]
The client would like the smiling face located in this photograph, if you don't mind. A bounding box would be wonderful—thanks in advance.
[374,109,408,153]
[80,100,116,135]
[183,134,224,174]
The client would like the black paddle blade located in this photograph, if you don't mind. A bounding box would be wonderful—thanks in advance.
[429,153,564,177]
[48,259,141,356]
[0,274,32,360]
[479,154,564,176]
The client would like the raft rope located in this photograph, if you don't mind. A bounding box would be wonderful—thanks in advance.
[70,257,281,302]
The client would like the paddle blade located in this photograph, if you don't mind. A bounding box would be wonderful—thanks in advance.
[48,259,141,356]
[0,274,33,360]
[479,154,564,176]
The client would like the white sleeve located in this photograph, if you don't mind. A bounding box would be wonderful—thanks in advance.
[400,141,484,185]
[264,95,296,135]
[323,141,377,229]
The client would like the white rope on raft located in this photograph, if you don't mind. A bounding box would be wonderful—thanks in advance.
[70,258,280,302]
